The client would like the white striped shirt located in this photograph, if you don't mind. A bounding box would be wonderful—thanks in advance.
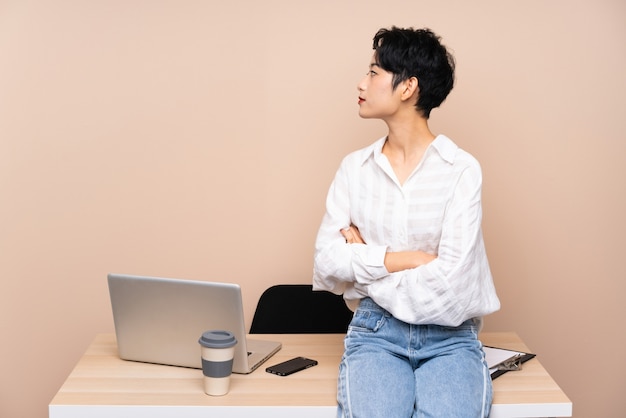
[313,134,500,326]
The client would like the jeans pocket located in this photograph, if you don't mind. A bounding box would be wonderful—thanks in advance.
[348,304,388,333]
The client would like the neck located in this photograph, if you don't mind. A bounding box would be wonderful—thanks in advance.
[384,115,435,159]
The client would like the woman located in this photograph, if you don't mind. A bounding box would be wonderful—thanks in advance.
[313,27,500,417]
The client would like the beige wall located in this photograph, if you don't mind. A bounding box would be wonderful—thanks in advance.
[1,1,624,417]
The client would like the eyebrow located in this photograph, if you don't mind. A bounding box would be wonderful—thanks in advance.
[369,62,381,69]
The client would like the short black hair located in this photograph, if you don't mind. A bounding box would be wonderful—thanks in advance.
[372,27,455,118]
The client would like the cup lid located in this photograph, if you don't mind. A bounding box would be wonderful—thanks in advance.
[198,330,237,348]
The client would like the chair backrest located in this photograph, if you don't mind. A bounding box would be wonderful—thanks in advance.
[249,284,353,333]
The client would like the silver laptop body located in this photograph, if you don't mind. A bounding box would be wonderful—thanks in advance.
[107,273,281,374]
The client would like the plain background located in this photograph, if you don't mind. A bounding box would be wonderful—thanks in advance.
[1,1,624,417]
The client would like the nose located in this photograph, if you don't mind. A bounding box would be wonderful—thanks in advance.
[357,76,367,92]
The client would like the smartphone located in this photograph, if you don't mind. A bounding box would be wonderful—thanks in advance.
[265,356,318,376]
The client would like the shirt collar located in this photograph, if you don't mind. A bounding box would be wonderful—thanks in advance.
[360,134,458,165]
[431,134,458,164]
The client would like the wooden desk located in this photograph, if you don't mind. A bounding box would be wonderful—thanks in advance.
[49,333,571,418]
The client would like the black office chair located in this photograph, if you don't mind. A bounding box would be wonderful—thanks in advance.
[249,284,354,333]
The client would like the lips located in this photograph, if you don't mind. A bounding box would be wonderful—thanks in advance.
[358,97,365,104]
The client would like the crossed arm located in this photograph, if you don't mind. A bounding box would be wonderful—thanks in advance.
[340,225,437,273]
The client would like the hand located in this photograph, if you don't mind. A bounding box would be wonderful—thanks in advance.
[341,225,365,244]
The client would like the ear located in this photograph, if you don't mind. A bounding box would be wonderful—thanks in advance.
[400,76,419,102]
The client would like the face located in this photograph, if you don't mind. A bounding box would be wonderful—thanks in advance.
[356,54,402,119]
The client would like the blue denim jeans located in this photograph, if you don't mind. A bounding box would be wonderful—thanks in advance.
[337,298,492,418]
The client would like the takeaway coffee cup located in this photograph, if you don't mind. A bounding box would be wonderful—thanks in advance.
[198,330,237,396]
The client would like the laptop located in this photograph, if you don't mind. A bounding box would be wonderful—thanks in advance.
[107,273,282,374]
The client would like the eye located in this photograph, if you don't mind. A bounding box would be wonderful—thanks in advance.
[368,70,378,76]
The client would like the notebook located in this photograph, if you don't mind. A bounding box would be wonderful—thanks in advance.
[107,273,281,374]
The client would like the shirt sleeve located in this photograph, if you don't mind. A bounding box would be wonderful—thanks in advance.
[366,163,493,326]
[312,159,389,296]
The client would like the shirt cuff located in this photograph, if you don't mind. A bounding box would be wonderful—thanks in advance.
[353,245,389,284]
[366,245,387,267]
